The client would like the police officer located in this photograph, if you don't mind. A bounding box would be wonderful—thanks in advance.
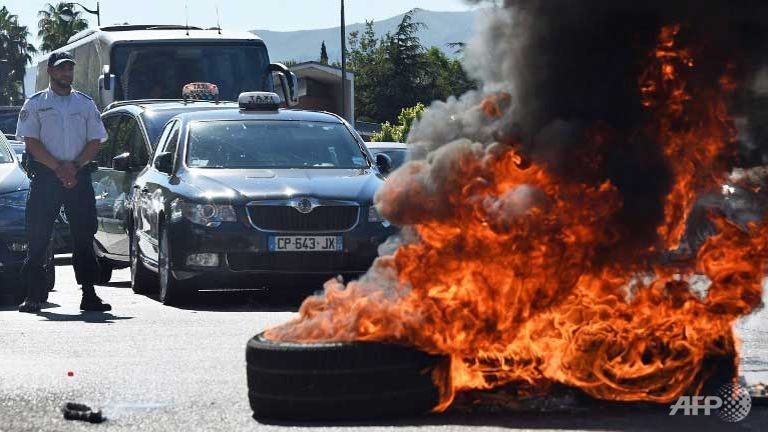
[15,52,110,313]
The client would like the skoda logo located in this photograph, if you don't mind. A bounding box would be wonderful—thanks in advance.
[295,198,314,214]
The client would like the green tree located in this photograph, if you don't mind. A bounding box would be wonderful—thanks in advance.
[319,40,328,65]
[0,6,37,105]
[419,46,475,104]
[37,2,88,53]
[371,102,426,143]
[378,10,425,122]
[344,10,476,124]
[347,20,385,122]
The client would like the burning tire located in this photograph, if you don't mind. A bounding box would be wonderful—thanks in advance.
[245,332,447,421]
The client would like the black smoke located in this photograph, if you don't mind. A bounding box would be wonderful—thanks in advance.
[405,0,768,252]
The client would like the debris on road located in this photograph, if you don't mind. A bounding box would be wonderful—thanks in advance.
[62,402,105,423]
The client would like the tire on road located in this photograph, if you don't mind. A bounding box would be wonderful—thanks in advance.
[157,226,194,305]
[246,332,447,421]
[130,230,156,294]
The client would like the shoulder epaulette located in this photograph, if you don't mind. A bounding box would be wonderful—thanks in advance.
[27,90,46,100]
[73,90,94,101]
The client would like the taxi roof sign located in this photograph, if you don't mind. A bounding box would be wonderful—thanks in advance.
[238,92,281,111]
[182,82,219,102]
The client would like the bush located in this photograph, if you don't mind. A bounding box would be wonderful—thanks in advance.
[371,103,425,143]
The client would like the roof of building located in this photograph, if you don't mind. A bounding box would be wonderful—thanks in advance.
[290,61,354,84]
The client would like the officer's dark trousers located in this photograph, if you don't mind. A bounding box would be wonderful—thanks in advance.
[22,163,98,302]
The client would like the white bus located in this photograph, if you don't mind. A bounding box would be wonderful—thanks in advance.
[35,25,298,110]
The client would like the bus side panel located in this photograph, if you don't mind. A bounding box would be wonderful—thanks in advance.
[35,61,48,92]
[72,42,101,104]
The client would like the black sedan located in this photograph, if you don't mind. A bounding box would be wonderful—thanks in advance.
[0,132,62,301]
[91,99,243,283]
[129,92,396,304]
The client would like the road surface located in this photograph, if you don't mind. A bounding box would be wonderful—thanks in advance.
[0,256,765,431]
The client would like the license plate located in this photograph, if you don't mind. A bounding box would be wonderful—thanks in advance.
[268,236,343,252]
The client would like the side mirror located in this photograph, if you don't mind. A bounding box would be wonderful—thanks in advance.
[154,152,173,174]
[269,63,299,107]
[98,65,116,108]
[112,152,131,172]
[375,153,393,175]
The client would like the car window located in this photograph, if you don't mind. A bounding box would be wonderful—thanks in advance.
[97,115,126,168]
[186,120,369,169]
[0,136,12,164]
[153,121,180,172]
[0,110,19,135]
[370,148,407,170]
[153,120,176,161]
[164,125,181,166]
[123,116,150,168]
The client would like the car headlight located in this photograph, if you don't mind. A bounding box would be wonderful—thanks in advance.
[170,199,237,227]
[368,206,391,227]
[0,189,29,209]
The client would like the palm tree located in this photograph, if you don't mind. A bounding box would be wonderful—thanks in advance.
[37,2,88,53]
[0,6,38,104]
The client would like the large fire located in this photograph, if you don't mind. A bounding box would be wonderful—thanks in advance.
[266,23,768,410]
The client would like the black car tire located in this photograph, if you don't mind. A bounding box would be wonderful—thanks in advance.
[245,331,446,421]
[130,230,157,294]
[158,226,193,305]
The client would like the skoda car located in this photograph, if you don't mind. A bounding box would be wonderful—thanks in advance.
[129,92,396,304]
[91,98,240,283]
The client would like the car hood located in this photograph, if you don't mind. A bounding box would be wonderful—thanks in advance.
[180,168,383,203]
[0,162,29,195]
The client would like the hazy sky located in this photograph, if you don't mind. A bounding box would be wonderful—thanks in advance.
[5,0,480,59]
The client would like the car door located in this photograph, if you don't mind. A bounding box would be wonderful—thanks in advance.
[102,114,152,256]
[135,120,179,266]
[93,114,129,251]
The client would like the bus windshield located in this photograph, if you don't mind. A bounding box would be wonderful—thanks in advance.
[112,43,271,102]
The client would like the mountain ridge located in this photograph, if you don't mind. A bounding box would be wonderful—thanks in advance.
[251,8,480,64]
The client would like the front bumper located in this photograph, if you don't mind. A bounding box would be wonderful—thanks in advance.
[0,227,26,274]
[166,218,397,288]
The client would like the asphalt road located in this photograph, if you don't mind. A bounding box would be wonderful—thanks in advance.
[0,256,766,432]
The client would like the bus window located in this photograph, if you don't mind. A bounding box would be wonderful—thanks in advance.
[111,43,271,101]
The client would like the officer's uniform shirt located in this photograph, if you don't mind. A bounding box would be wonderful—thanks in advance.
[16,87,107,162]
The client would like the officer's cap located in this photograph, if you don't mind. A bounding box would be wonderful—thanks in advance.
[48,51,76,67]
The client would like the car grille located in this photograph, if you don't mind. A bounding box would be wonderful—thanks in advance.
[226,252,374,273]
[246,205,359,232]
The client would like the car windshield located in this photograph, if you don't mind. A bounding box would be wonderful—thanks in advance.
[187,120,370,169]
[0,141,13,164]
[112,43,271,102]
[370,148,407,170]
[142,107,233,147]
[0,110,19,135]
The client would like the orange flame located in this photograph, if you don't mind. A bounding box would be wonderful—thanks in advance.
[639,24,736,249]
[266,25,765,410]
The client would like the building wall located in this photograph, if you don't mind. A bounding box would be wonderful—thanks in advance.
[296,77,340,115]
